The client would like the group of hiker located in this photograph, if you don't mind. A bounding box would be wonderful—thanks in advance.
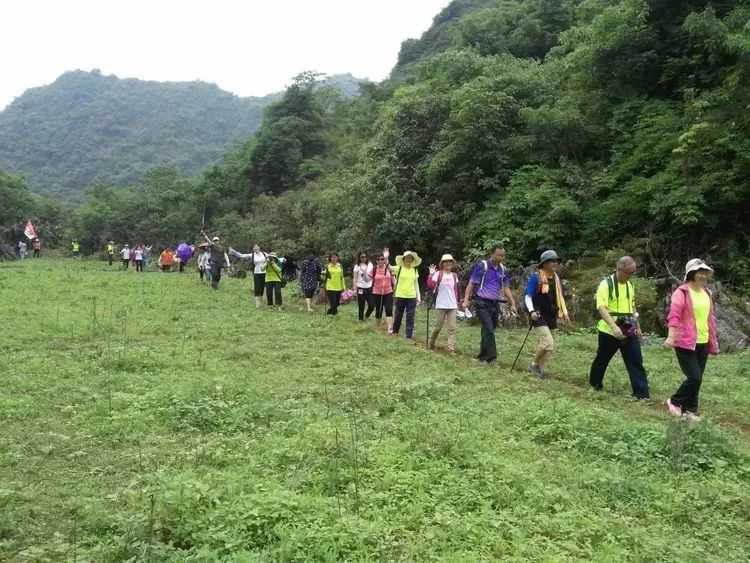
[102,240,206,275]
[16,238,41,259]
[70,235,719,421]
[227,242,717,422]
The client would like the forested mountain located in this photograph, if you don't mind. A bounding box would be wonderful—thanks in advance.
[0,70,361,201]
[176,0,747,285]
[3,0,749,287]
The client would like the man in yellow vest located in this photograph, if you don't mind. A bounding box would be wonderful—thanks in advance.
[107,241,115,266]
[589,256,651,401]
[71,239,81,259]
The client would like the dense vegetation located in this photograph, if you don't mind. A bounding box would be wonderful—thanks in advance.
[0,71,360,201]
[2,260,750,559]
[3,1,750,288]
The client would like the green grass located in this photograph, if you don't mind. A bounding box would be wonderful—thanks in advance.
[1,259,750,561]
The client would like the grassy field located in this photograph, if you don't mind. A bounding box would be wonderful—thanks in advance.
[1,259,749,561]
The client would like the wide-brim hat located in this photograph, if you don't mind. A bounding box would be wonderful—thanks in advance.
[268,252,278,259]
[439,253,456,266]
[109,241,114,244]
[539,250,561,266]
[684,258,714,281]
[199,242,209,248]
[396,251,422,267]
[212,237,220,242]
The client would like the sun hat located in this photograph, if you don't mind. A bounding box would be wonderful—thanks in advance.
[109,240,114,244]
[439,253,456,266]
[268,252,278,259]
[539,250,561,265]
[684,258,714,281]
[395,250,422,267]
[212,236,220,242]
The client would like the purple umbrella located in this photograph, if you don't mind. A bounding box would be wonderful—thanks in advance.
[177,243,193,262]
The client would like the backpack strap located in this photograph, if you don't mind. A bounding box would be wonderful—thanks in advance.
[393,266,403,292]
[479,260,488,290]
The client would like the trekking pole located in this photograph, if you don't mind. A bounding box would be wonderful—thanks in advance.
[425,290,432,348]
[510,323,534,373]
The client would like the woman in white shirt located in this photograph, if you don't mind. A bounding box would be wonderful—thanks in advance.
[352,251,375,321]
[134,246,144,272]
[230,244,267,308]
[426,254,460,355]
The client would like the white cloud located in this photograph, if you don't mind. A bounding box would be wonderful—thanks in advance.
[0,0,451,109]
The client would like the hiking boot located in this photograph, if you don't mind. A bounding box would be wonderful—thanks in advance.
[666,398,682,417]
[529,363,547,379]
[634,397,656,406]
[406,338,416,345]
[683,411,702,423]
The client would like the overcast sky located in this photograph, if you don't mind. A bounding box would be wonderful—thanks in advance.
[0,0,451,110]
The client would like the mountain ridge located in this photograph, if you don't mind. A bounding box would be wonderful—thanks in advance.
[0,69,362,201]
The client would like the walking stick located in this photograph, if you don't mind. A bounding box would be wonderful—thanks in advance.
[510,323,534,373]
[425,290,432,348]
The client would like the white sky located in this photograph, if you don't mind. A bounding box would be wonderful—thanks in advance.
[0,0,451,109]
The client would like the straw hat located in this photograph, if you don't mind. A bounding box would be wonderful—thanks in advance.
[268,252,279,259]
[684,258,714,281]
[396,251,422,267]
[439,253,456,266]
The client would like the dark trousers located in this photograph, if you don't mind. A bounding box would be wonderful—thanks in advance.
[393,297,417,338]
[211,263,222,288]
[475,298,500,362]
[108,253,113,266]
[327,290,342,315]
[266,281,282,306]
[34,249,40,257]
[253,273,266,297]
[179,261,185,273]
[671,344,709,413]
[135,260,143,272]
[374,293,394,319]
[122,259,129,269]
[357,287,375,320]
[589,331,650,398]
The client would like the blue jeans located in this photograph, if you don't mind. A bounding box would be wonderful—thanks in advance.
[475,298,500,362]
[393,298,417,338]
[589,331,650,398]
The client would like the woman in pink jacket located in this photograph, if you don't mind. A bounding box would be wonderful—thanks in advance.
[664,259,719,422]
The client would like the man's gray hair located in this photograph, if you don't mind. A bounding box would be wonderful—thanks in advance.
[617,256,636,269]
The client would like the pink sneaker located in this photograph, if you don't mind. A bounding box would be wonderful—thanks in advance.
[666,399,682,417]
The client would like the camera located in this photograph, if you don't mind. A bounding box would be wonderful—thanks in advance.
[615,316,637,338]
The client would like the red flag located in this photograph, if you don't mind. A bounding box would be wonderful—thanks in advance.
[24,220,37,240]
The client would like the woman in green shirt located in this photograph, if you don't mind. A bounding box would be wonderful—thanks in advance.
[262,252,284,309]
[385,249,421,342]
[324,252,346,316]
